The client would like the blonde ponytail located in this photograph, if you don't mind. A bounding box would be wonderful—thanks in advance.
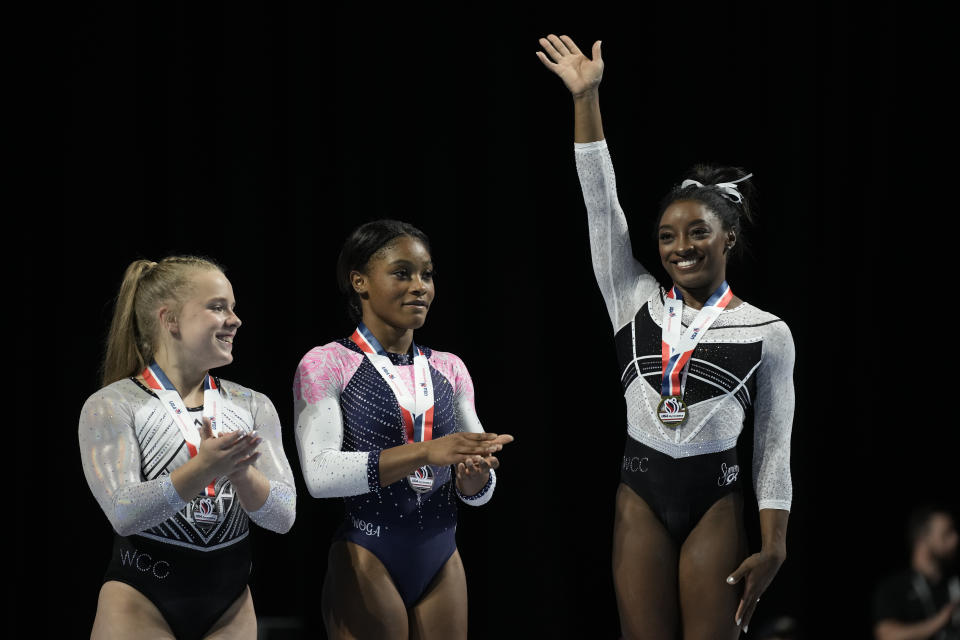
[101,256,222,386]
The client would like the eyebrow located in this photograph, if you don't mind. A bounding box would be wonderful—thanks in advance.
[387,259,433,268]
[658,218,711,230]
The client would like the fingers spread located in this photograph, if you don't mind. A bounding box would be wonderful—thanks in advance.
[538,36,563,62]
[559,35,581,55]
[535,51,558,70]
[547,34,570,56]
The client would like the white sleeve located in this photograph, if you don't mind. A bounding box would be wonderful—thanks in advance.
[447,354,497,507]
[752,322,796,511]
[244,392,297,533]
[575,139,660,333]
[293,346,379,498]
[78,387,187,536]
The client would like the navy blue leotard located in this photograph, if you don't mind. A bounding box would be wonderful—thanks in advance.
[294,339,495,606]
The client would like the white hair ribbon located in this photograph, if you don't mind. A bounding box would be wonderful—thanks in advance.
[680,173,753,204]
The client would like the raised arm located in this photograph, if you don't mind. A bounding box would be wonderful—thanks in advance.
[538,34,658,332]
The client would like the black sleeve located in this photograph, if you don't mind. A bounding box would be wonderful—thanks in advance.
[873,574,911,624]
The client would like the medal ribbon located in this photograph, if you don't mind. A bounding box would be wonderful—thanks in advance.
[350,323,435,443]
[660,282,734,397]
[141,362,220,497]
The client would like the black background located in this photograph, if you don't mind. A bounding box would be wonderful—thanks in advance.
[35,3,957,638]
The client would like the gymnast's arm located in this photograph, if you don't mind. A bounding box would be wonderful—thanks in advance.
[79,387,188,537]
[230,391,297,533]
[293,345,507,498]
[538,34,658,332]
[727,321,796,631]
[442,352,508,505]
[874,605,959,640]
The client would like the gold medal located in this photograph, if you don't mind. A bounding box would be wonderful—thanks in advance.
[657,395,689,429]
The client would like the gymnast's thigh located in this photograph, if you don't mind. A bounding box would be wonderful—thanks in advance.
[613,483,680,640]
[322,540,409,640]
[204,586,257,640]
[678,492,747,640]
[90,581,175,640]
[409,549,468,640]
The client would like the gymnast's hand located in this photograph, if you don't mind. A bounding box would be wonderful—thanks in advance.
[536,34,604,97]
[455,447,504,496]
[725,547,786,633]
[195,417,263,479]
[424,432,513,467]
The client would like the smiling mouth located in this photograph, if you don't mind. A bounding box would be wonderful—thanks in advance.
[673,256,703,269]
[216,335,234,344]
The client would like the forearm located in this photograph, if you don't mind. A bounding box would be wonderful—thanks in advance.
[169,457,217,502]
[104,476,187,536]
[759,508,789,558]
[229,466,271,511]
[573,89,604,143]
[378,442,430,487]
[875,618,949,640]
[232,466,296,533]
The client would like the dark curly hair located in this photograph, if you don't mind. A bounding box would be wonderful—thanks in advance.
[656,164,757,259]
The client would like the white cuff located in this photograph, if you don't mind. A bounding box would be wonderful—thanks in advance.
[574,139,608,152]
[456,469,496,506]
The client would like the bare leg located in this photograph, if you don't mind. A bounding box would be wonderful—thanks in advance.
[205,586,257,639]
[409,550,468,640]
[322,541,409,640]
[613,483,680,640]
[678,493,747,640]
[90,581,175,640]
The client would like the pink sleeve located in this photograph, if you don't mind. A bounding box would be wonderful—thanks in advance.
[428,350,476,412]
[293,342,363,405]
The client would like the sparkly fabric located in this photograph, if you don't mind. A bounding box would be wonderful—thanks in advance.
[576,139,795,511]
[293,338,495,606]
[456,469,496,506]
[293,340,489,502]
[79,378,297,549]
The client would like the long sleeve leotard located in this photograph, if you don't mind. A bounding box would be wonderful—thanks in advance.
[576,139,795,511]
[79,377,297,548]
[293,338,495,606]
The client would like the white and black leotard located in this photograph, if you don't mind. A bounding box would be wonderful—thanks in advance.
[79,376,296,639]
[575,139,795,518]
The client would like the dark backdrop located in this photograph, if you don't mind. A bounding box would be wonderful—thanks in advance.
[38,3,956,638]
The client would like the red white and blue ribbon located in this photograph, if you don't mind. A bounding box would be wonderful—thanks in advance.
[141,361,220,497]
[661,281,733,398]
[350,322,435,443]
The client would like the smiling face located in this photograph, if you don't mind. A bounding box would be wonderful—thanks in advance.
[658,200,736,297]
[352,235,434,333]
[160,269,241,371]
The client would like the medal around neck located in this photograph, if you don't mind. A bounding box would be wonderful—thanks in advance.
[658,282,733,429]
[350,322,438,495]
[657,395,689,428]
[141,361,223,515]
[408,465,435,494]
